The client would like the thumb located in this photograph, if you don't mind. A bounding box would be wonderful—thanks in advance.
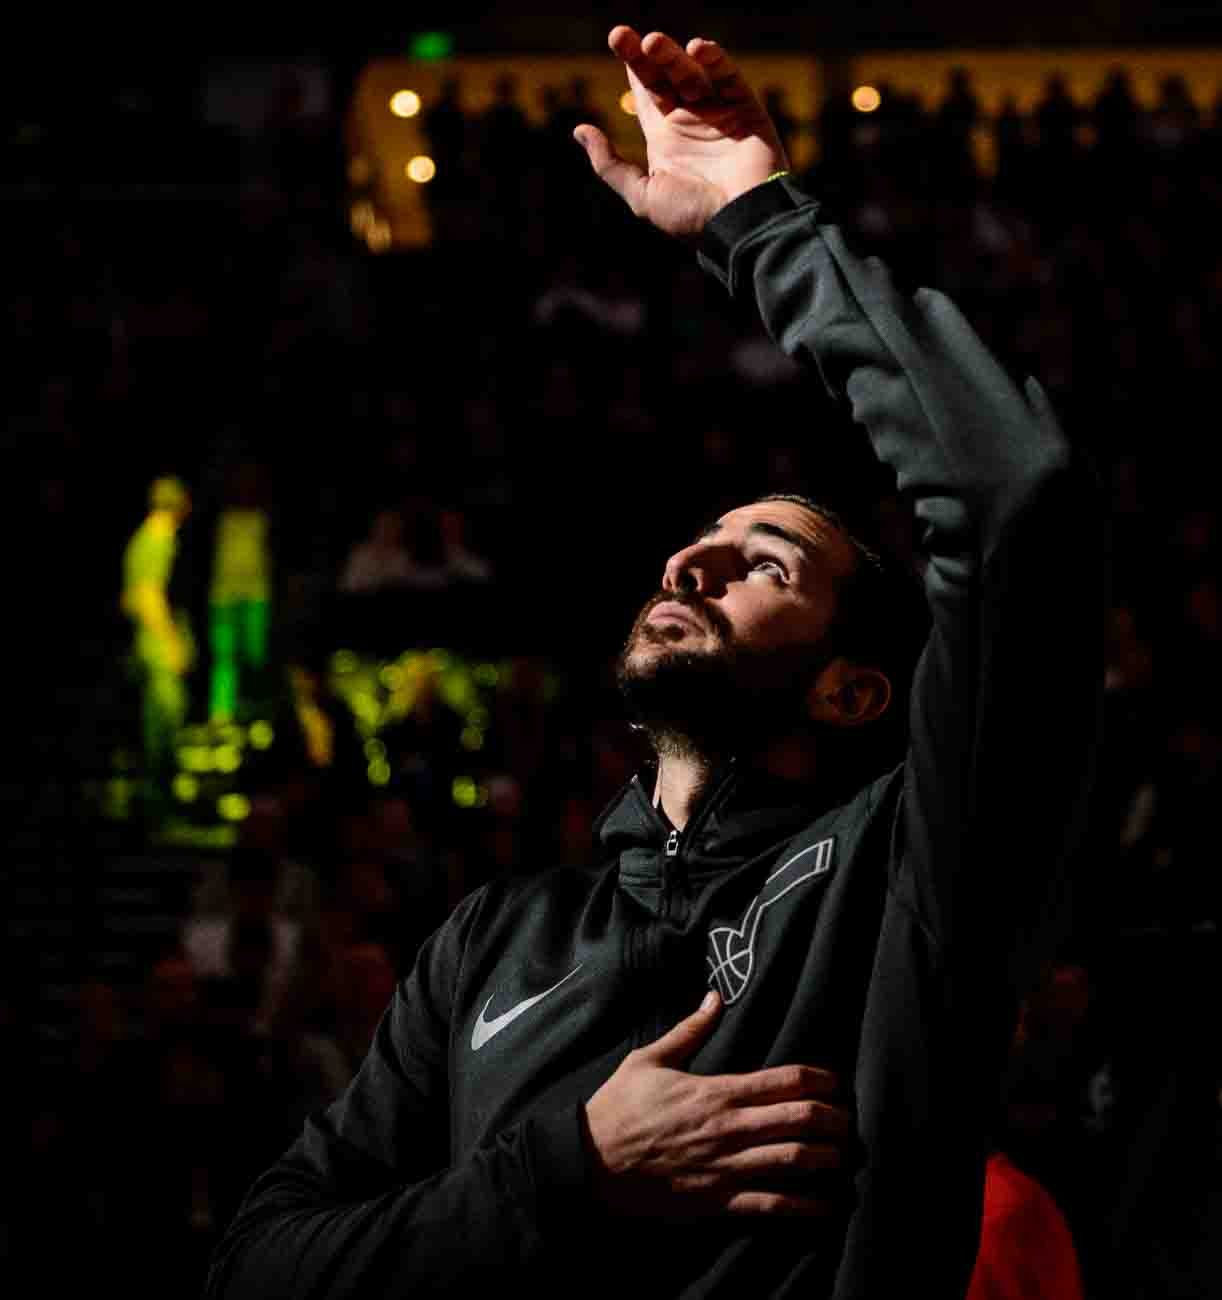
[643,989,722,1065]
[573,125,648,215]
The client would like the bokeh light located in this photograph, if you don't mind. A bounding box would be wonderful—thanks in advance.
[389,90,422,118]
[405,155,437,183]
[852,85,882,113]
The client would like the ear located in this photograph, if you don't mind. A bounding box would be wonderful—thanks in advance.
[806,657,892,729]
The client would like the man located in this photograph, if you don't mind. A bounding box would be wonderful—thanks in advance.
[205,27,1102,1299]
[121,475,193,808]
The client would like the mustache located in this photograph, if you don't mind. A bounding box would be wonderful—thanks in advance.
[634,590,733,642]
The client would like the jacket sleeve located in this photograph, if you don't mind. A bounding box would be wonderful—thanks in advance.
[701,178,1105,1300]
[203,895,591,1299]
[700,176,1104,991]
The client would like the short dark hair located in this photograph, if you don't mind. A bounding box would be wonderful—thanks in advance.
[754,493,929,773]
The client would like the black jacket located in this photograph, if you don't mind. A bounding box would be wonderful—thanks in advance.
[204,178,1104,1299]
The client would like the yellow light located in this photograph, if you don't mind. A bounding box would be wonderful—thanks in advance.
[364,738,387,761]
[389,90,422,118]
[368,758,392,786]
[452,776,478,808]
[620,91,637,116]
[332,650,359,674]
[214,744,242,774]
[348,155,372,185]
[353,693,381,727]
[218,793,251,822]
[350,200,375,235]
[405,155,437,184]
[851,85,881,113]
[460,726,484,752]
[367,221,393,253]
[249,721,274,750]
[172,774,199,803]
[178,745,214,773]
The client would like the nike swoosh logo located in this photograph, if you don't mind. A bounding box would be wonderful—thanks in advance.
[471,963,583,1052]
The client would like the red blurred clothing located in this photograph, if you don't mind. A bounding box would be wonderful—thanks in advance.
[968,1153,1084,1300]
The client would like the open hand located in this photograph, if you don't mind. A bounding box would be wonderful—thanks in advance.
[574,27,787,237]
[582,991,850,1218]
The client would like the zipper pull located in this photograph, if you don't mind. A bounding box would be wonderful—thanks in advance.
[664,829,679,857]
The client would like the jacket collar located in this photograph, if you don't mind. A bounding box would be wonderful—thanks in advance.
[595,758,833,884]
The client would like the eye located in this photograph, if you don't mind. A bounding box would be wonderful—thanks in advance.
[748,555,787,578]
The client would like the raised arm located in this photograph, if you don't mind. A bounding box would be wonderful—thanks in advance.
[580,26,1104,986]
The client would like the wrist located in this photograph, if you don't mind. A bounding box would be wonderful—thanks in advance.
[699,173,809,284]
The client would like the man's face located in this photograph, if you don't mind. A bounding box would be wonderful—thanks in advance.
[618,501,858,749]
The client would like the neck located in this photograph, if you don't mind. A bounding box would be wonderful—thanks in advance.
[651,750,718,830]
[651,730,820,829]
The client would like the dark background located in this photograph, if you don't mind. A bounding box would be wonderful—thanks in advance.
[4,7,1222,1298]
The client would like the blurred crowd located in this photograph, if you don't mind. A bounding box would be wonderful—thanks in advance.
[6,58,1222,1297]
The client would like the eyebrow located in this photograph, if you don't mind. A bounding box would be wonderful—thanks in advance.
[698,518,815,558]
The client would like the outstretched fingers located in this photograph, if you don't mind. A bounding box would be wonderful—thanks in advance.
[640,30,713,102]
[686,38,753,103]
[609,25,712,106]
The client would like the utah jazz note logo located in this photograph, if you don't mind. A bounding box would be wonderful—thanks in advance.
[706,837,835,1004]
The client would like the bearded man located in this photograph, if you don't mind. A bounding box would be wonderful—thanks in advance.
[206,26,1102,1300]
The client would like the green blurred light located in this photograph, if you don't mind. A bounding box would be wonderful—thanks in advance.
[460,726,484,752]
[214,744,242,774]
[178,745,214,773]
[332,650,360,674]
[104,777,134,818]
[380,664,403,688]
[452,776,478,808]
[218,793,251,822]
[468,706,490,728]
[364,738,387,761]
[249,720,274,750]
[410,31,454,61]
[473,663,499,687]
[172,774,199,803]
[368,758,392,787]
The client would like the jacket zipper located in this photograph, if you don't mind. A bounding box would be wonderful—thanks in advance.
[655,759,739,917]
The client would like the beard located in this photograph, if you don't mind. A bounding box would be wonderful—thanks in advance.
[615,590,831,760]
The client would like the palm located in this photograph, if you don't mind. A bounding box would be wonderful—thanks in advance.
[577,29,787,238]
[632,86,783,233]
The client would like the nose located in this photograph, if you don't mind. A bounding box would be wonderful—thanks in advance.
[662,538,718,595]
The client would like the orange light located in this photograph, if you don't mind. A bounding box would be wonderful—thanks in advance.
[851,85,881,113]
[348,155,372,185]
[389,90,422,118]
[405,155,437,183]
[350,200,375,234]
[620,91,637,116]
[367,221,392,253]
